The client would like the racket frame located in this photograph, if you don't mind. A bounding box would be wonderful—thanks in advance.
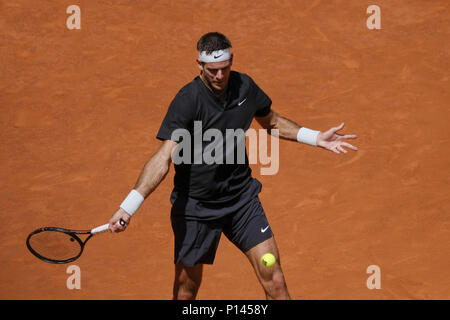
[26,227,93,264]
[26,220,124,264]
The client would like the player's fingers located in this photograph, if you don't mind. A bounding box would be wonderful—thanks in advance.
[331,147,340,154]
[337,145,347,154]
[340,134,357,140]
[109,220,123,233]
[331,123,344,133]
[341,142,358,151]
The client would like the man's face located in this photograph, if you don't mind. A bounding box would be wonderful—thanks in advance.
[197,57,233,94]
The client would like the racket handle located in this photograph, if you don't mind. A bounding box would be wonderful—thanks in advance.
[91,219,127,234]
[91,223,110,234]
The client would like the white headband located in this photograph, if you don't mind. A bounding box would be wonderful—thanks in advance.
[198,48,231,63]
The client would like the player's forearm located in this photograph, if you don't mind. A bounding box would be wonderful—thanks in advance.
[259,111,322,146]
[267,112,301,141]
[133,153,171,199]
[116,141,175,219]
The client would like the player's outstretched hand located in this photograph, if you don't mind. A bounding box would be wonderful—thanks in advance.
[316,123,358,154]
[109,208,131,233]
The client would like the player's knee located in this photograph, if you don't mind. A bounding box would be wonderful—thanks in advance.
[174,287,198,300]
[264,269,288,299]
[173,278,201,300]
[272,270,287,289]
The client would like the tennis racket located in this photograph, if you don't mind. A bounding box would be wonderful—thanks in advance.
[26,219,126,264]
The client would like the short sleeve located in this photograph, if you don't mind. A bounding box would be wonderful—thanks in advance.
[251,78,272,117]
[156,90,195,142]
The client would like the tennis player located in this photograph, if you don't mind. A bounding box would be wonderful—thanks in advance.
[108,32,358,300]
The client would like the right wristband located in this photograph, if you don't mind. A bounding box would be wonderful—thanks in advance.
[120,189,144,216]
[297,127,320,146]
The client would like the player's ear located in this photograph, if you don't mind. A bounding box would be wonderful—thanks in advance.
[196,59,204,72]
[229,54,234,66]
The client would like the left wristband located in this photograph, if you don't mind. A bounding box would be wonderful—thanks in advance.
[297,127,320,146]
[120,189,144,216]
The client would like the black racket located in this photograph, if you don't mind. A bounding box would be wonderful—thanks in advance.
[26,219,126,264]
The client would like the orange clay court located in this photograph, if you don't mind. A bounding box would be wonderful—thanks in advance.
[1,0,449,299]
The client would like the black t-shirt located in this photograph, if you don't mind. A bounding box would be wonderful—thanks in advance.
[157,71,272,205]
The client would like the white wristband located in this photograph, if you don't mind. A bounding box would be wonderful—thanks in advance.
[120,190,144,216]
[297,127,320,146]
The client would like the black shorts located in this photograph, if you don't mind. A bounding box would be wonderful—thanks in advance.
[170,195,273,267]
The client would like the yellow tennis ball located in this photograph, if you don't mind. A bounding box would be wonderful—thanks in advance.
[261,253,276,267]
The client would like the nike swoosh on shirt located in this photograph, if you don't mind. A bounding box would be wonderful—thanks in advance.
[261,226,270,233]
[238,98,247,106]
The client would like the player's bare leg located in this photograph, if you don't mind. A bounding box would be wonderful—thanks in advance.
[173,262,203,300]
[245,236,290,300]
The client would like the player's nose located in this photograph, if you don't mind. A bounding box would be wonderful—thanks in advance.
[216,70,224,80]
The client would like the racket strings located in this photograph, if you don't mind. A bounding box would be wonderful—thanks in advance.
[28,230,82,262]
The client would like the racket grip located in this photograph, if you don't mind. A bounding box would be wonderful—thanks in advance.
[91,223,110,234]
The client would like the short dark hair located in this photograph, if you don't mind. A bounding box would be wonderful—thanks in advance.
[197,32,232,54]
